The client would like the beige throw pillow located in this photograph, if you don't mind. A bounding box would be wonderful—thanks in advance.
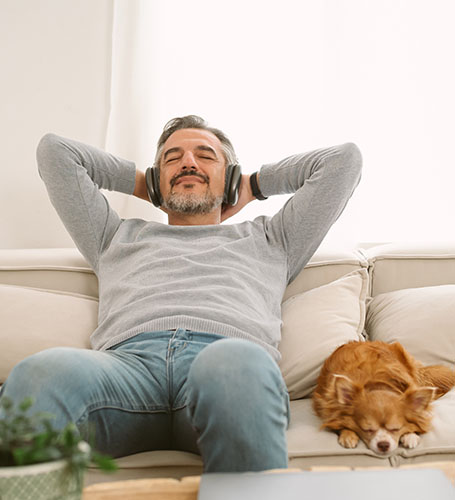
[279,269,368,400]
[0,284,96,383]
[366,284,455,367]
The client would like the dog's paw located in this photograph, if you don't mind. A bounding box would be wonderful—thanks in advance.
[400,432,420,449]
[338,429,360,448]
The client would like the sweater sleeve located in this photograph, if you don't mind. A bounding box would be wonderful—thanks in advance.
[259,143,362,284]
[36,133,137,272]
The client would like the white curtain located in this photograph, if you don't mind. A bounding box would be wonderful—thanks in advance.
[106,0,455,246]
[104,0,164,222]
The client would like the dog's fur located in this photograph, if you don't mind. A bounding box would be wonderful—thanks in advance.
[312,341,455,455]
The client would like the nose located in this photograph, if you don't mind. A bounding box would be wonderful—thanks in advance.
[181,151,197,170]
[377,441,390,453]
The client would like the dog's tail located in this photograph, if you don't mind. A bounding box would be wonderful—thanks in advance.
[417,365,455,398]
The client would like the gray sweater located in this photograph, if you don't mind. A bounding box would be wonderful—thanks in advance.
[37,134,362,362]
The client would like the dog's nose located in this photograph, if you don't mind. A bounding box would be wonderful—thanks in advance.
[377,441,390,453]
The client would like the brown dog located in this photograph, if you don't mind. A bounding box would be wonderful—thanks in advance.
[312,341,455,455]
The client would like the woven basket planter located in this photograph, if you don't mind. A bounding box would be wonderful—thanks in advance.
[0,459,83,500]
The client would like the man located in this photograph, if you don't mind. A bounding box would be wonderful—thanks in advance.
[0,115,362,472]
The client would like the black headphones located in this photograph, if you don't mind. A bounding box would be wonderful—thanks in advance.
[145,163,242,208]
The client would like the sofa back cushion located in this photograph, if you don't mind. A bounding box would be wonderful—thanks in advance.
[283,248,367,301]
[0,284,95,383]
[362,242,455,297]
[0,248,98,297]
[366,284,455,367]
[279,269,369,399]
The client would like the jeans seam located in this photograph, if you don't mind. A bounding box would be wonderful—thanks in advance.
[172,404,187,412]
[166,334,175,408]
[76,404,170,427]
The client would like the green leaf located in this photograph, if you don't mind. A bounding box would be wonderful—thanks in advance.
[13,445,63,465]
[11,447,27,466]
[61,424,78,448]
[91,451,118,472]
[0,395,117,472]
[18,397,34,413]
[33,432,53,449]
[29,446,63,464]
[0,397,13,411]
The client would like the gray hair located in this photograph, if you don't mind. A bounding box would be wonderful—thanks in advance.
[154,115,238,168]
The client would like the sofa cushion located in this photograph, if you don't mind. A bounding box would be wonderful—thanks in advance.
[287,398,391,465]
[366,284,455,367]
[398,389,455,459]
[287,390,455,465]
[282,248,367,302]
[0,248,98,297]
[279,269,368,400]
[362,242,455,296]
[0,284,96,383]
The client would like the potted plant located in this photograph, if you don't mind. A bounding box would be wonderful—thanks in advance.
[0,396,117,500]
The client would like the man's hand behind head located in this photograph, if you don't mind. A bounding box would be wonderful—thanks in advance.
[133,169,150,202]
[220,174,255,223]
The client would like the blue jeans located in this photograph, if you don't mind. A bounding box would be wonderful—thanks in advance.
[0,329,290,472]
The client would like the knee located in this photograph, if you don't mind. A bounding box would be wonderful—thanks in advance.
[187,339,285,397]
[4,347,85,397]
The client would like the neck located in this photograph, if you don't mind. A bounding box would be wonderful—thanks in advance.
[167,210,221,226]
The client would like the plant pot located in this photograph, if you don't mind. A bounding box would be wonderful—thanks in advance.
[0,459,83,500]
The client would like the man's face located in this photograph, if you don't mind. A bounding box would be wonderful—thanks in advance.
[159,128,226,215]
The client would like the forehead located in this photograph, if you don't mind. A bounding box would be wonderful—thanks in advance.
[357,392,404,425]
[163,128,222,152]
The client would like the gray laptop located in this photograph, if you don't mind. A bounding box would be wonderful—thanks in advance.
[198,469,455,500]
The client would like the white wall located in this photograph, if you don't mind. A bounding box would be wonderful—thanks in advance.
[0,0,113,248]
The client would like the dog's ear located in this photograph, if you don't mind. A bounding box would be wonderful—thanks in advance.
[405,386,437,411]
[333,374,359,405]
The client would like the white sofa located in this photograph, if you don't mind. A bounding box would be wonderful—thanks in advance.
[1,242,454,485]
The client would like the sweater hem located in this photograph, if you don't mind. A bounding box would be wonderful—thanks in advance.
[93,316,280,363]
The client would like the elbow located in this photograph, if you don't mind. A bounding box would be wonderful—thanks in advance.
[340,142,362,178]
[341,142,362,163]
[37,133,59,160]
[36,133,62,176]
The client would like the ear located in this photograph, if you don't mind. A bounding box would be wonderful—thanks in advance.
[405,386,437,411]
[333,374,359,405]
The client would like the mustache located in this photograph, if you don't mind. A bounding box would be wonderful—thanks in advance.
[171,171,209,187]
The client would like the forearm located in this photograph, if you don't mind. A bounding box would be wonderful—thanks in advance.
[36,133,136,267]
[133,169,150,201]
[264,143,362,283]
[256,143,362,197]
[37,133,136,194]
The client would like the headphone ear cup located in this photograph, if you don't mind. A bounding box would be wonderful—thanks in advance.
[145,166,163,207]
[224,164,242,206]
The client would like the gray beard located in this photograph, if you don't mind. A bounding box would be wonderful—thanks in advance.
[162,190,224,215]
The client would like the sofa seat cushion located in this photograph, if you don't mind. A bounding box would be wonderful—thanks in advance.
[288,390,455,465]
[366,284,455,367]
[399,389,455,458]
[287,398,390,465]
[279,269,368,399]
[0,284,95,383]
[88,392,455,477]
[85,451,204,484]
